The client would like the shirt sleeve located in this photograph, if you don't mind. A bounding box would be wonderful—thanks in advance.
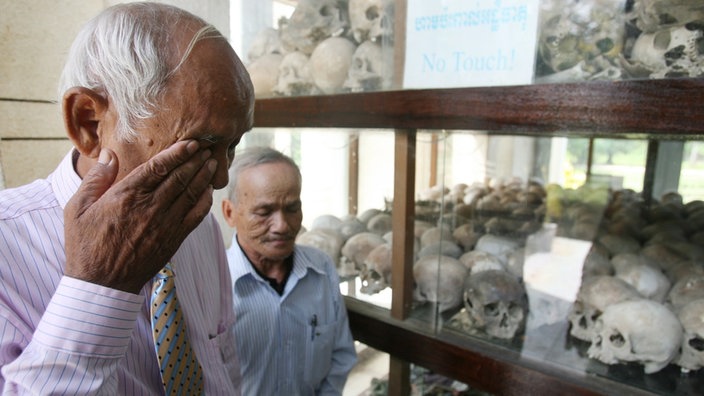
[1,276,143,395]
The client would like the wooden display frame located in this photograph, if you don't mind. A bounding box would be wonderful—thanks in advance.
[253,78,704,395]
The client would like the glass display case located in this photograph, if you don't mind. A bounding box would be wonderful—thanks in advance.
[237,0,704,395]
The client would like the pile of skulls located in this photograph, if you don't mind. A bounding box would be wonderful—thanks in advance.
[567,189,704,374]
[298,177,544,340]
[298,179,704,365]
[246,0,395,97]
[296,208,393,293]
[535,0,704,83]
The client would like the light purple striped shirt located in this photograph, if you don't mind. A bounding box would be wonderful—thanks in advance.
[0,150,241,395]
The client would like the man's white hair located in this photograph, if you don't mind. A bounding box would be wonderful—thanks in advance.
[58,2,222,142]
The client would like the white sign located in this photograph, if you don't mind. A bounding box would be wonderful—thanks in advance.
[403,0,540,89]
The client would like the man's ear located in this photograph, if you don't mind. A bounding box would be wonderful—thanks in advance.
[221,198,238,227]
[62,87,109,159]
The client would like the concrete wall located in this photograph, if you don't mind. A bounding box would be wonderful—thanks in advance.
[0,0,100,188]
[0,0,230,189]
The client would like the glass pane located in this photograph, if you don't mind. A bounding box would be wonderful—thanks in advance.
[424,129,704,394]
[237,0,704,95]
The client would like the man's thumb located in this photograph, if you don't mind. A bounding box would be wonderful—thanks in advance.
[66,149,118,217]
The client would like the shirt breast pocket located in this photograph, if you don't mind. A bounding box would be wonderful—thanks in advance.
[202,328,240,394]
[304,320,336,388]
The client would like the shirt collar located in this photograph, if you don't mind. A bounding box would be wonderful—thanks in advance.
[227,232,327,284]
[48,148,83,210]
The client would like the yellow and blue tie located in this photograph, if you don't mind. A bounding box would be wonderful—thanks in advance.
[150,264,204,395]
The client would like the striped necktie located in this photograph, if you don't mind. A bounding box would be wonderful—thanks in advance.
[150,264,204,395]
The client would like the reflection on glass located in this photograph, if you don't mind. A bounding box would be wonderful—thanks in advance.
[237,126,704,393]
[535,0,704,83]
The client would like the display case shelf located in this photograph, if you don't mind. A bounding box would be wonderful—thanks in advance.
[253,78,704,395]
[254,79,704,136]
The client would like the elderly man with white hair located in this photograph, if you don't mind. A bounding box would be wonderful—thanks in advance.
[0,2,254,394]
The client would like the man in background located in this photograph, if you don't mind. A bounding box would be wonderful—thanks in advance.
[222,147,357,395]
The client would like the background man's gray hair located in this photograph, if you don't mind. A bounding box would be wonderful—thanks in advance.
[227,147,302,202]
[58,2,222,142]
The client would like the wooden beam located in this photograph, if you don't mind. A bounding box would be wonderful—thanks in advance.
[254,79,704,136]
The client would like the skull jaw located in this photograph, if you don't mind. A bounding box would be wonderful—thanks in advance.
[344,76,383,93]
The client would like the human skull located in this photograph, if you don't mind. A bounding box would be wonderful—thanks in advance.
[272,51,319,97]
[598,233,641,257]
[411,220,433,239]
[676,299,704,372]
[366,212,392,236]
[309,37,357,94]
[582,246,614,276]
[463,269,528,339]
[641,243,687,273]
[568,276,642,342]
[588,299,683,374]
[413,255,467,313]
[358,208,382,225]
[247,27,283,62]
[474,234,521,266]
[246,53,283,98]
[338,217,367,241]
[340,231,386,272]
[296,228,343,264]
[630,0,704,33]
[349,0,393,43]
[417,240,463,260]
[667,275,704,312]
[280,0,350,55]
[666,260,704,285]
[360,242,392,294]
[452,223,481,252]
[342,40,393,92]
[629,22,704,78]
[419,226,454,249]
[612,253,671,302]
[458,251,504,275]
[311,214,343,231]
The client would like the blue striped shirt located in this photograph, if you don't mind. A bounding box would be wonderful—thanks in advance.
[227,234,357,395]
[0,150,241,395]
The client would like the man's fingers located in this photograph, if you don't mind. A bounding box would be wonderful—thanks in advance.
[171,158,218,228]
[66,148,119,218]
[130,140,200,191]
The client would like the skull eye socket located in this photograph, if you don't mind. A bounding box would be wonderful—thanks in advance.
[572,301,584,314]
[508,304,523,318]
[609,332,626,348]
[366,6,380,21]
[484,302,500,317]
[319,5,332,17]
[658,13,678,26]
[595,38,614,54]
[665,45,686,63]
[689,336,704,352]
